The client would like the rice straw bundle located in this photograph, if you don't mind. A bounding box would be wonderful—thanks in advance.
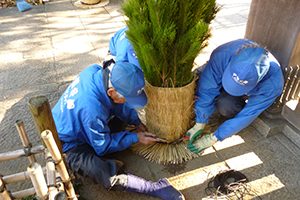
[144,78,197,142]
[131,78,213,165]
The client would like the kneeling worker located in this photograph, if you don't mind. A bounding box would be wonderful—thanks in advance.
[52,62,184,200]
[186,39,284,153]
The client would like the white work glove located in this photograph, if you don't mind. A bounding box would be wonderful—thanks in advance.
[186,123,206,143]
[187,133,218,154]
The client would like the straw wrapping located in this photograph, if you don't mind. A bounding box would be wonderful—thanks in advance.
[144,78,197,142]
[130,77,208,165]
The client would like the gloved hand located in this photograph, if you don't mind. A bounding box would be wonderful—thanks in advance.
[187,133,218,154]
[186,123,206,143]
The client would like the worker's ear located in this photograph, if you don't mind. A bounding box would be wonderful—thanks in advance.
[107,88,115,97]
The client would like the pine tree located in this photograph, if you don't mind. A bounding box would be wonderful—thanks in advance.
[122,0,219,87]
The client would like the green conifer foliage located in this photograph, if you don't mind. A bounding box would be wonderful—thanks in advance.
[122,0,219,87]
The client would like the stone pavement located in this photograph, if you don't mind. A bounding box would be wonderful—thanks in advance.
[1,0,300,199]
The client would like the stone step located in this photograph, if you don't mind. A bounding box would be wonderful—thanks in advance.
[282,122,300,149]
[275,133,300,163]
[251,113,287,138]
[252,112,300,149]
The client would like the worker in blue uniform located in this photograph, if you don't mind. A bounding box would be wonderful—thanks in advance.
[186,39,284,154]
[108,27,141,69]
[52,62,184,200]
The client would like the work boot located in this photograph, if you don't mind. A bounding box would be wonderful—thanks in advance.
[124,173,184,200]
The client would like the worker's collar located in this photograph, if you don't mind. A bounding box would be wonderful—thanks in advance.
[102,58,116,106]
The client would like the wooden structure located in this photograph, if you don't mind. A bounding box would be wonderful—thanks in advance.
[0,126,76,200]
[0,96,77,200]
[28,96,63,156]
[245,0,300,130]
[245,0,300,70]
[41,130,77,199]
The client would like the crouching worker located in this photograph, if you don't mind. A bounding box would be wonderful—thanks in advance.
[108,26,142,69]
[186,39,284,153]
[52,62,184,200]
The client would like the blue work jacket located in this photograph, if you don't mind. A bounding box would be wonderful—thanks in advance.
[52,64,141,156]
[109,27,142,69]
[195,39,284,141]
[109,27,130,63]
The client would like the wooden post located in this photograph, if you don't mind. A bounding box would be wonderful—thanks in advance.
[245,0,300,69]
[245,0,300,126]
[0,177,12,200]
[42,130,77,200]
[28,95,63,156]
[15,120,36,163]
[27,163,48,200]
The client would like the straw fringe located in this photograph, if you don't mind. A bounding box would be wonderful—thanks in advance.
[130,141,196,165]
[130,125,211,165]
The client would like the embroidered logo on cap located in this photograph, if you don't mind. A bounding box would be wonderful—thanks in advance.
[232,73,248,86]
[137,87,144,95]
[132,53,138,59]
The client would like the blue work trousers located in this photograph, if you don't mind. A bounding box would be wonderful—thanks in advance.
[65,117,128,191]
[215,88,249,118]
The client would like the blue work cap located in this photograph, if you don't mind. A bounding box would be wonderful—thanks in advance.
[222,47,270,96]
[110,62,147,108]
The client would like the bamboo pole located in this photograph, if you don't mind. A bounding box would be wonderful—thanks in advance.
[2,167,46,185]
[10,188,35,199]
[46,150,56,186]
[0,177,12,200]
[0,145,45,162]
[15,120,36,163]
[28,96,63,156]
[46,150,60,200]
[27,162,48,200]
[42,130,77,200]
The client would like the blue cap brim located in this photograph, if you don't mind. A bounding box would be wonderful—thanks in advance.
[124,90,147,108]
[222,65,255,96]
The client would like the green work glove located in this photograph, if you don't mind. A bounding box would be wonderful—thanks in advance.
[187,133,218,154]
[186,123,206,143]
